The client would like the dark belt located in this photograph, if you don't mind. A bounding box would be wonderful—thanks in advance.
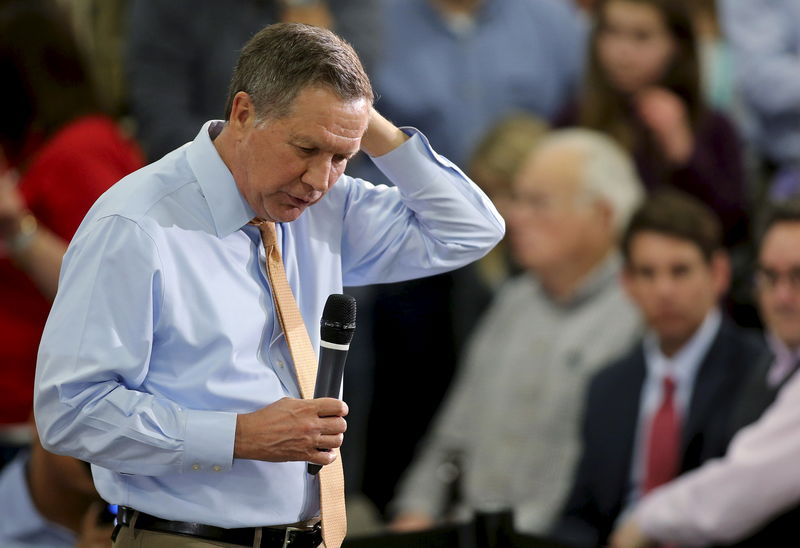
[117,506,322,548]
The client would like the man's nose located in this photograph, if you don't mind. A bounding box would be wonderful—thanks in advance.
[301,157,331,193]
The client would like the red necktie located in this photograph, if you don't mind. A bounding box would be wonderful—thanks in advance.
[643,376,681,494]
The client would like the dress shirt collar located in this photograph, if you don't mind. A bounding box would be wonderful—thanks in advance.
[643,307,722,388]
[186,120,256,238]
[766,331,800,387]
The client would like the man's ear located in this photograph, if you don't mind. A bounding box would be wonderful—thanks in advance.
[595,198,614,233]
[711,249,732,298]
[229,91,256,131]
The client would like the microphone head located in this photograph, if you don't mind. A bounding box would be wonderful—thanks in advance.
[320,293,356,344]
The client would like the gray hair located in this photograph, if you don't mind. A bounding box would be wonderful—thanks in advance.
[536,128,644,234]
[223,23,373,122]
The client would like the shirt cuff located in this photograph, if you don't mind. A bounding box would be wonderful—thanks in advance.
[182,409,237,473]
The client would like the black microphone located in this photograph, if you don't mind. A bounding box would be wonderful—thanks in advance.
[308,293,356,475]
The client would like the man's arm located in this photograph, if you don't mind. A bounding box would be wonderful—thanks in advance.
[339,109,504,287]
[359,108,409,158]
[610,370,800,547]
[0,170,65,300]
[34,215,347,475]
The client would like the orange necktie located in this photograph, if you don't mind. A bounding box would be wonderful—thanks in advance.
[253,219,347,548]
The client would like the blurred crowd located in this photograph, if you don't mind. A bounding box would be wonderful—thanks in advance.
[3,0,800,546]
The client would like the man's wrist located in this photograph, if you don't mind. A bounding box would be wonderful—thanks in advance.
[6,212,38,255]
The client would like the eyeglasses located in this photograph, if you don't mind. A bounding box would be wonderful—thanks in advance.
[509,190,595,215]
[755,266,800,292]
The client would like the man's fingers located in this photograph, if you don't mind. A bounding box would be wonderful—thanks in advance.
[308,447,339,466]
[314,397,348,418]
[316,433,344,450]
[318,415,347,435]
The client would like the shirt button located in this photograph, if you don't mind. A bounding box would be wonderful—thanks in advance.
[192,464,201,471]
[213,465,222,472]
[277,360,285,368]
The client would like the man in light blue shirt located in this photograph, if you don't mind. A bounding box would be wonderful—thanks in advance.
[33,23,503,547]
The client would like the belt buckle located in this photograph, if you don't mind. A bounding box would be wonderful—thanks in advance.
[282,525,304,547]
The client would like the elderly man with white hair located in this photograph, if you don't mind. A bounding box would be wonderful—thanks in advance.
[388,129,645,535]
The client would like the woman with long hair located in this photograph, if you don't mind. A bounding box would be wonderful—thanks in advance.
[564,0,747,246]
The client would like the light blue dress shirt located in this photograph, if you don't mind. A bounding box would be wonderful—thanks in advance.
[34,121,504,527]
[0,451,76,547]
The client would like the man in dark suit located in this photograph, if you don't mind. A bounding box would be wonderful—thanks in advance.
[609,199,800,548]
[550,191,766,548]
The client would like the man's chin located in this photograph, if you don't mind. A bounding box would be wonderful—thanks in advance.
[270,205,307,223]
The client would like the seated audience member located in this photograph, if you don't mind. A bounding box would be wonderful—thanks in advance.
[720,0,800,201]
[368,0,585,176]
[0,425,113,547]
[0,0,142,468]
[562,0,747,247]
[340,113,548,514]
[389,129,644,535]
[551,191,765,548]
[610,199,800,548]
[467,113,549,289]
[357,1,586,512]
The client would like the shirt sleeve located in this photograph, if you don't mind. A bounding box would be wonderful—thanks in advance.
[636,370,800,546]
[34,214,236,476]
[340,128,505,286]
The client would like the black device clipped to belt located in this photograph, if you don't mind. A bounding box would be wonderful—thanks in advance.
[116,507,322,548]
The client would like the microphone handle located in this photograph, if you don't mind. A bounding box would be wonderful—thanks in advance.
[308,342,349,475]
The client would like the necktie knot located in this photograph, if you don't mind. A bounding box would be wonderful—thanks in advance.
[250,218,277,247]
[662,376,676,399]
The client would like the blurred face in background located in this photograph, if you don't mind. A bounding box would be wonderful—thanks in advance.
[507,146,609,275]
[624,231,727,355]
[596,0,676,93]
[757,223,800,349]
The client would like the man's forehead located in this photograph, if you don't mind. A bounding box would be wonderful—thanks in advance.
[289,128,363,155]
[630,233,707,261]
